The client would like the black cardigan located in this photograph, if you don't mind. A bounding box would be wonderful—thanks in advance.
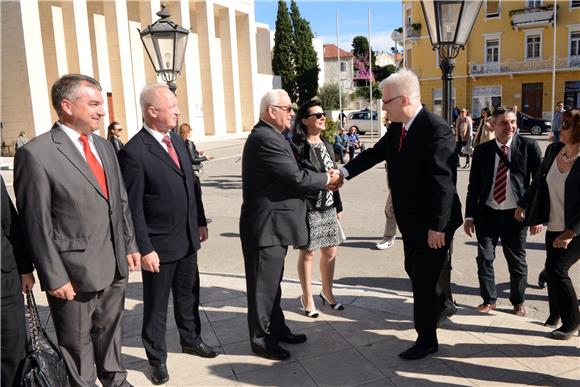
[519,142,580,235]
[292,139,343,213]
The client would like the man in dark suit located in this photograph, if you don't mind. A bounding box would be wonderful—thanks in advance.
[240,89,339,361]
[118,83,216,385]
[1,176,35,387]
[464,106,542,317]
[14,74,140,387]
[339,70,462,360]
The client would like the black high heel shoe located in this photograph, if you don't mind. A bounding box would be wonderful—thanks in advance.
[299,296,319,318]
[319,292,344,310]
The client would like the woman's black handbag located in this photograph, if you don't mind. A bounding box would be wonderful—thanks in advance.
[21,291,68,387]
[525,173,550,226]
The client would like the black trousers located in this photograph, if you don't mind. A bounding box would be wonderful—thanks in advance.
[402,230,451,347]
[1,270,26,387]
[48,275,127,387]
[545,232,580,328]
[475,206,528,305]
[436,241,456,314]
[241,243,291,351]
[141,252,201,366]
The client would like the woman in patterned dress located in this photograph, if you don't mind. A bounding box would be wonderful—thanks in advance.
[292,100,344,318]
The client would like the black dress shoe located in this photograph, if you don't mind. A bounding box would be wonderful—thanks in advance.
[278,333,307,344]
[251,343,291,360]
[398,344,438,360]
[538,269,547,289]
[182,342,219,358]
[149,363,169,385]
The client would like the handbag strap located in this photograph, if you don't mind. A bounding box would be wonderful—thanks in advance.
[494,145,512,171]
[26,291,42,353]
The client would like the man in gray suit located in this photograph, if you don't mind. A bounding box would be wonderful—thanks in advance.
[14,74,140,387]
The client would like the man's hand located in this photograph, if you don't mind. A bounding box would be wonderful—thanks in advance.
[463,219,475,238]
[127,252,141,272]
[20,273,35,294]
[199,226,209,242]
[428,229,445,249]
[553,230,575,249]
[514,207,526,222]
[326,169,343,191]
[48,282,76,300]
[141,251,161,273]
[529,224,543,235]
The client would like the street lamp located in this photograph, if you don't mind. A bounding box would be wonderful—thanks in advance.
[139,4,189,94]
[420,0,482,125]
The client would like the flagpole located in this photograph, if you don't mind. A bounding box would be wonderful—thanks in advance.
[368,8,374,140]
[337,12,342,128]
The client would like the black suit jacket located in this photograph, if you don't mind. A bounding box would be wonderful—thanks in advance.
[465,135,542,220]
[1,177,33,283]
[239,120,328,247]
[519,142,580,235]
[118,128,207,261]
[344,108,462,235]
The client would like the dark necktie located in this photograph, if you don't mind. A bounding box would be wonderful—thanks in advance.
[399,125,407,151]
[79,134,108,199]
[162,134,181,169]
[493,145,509,204]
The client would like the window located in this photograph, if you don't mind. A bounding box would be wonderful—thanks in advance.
[526,0,542,7]
[486,0,500,18]
[571,31,580,57]
[486,39,499,63]
[572,1,580,9]
[526,35,541,58]
[340,61,347,72]
[472,86,502,118]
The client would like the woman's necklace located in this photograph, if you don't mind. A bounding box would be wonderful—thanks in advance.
[561,146,580,163]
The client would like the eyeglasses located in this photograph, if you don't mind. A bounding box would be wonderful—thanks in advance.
[383,95,402,105]
[307,112,325,119]
[561,120,572,130]
[271,105,293,113]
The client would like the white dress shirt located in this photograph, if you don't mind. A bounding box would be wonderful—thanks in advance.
[485,137,518,210]
[58,122,103,166]
[143,124,170,153]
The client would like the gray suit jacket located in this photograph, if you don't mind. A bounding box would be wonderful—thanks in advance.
[14,124,138,292]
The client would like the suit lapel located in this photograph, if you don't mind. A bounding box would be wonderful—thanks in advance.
[140,129,183,175]
[510,135,521,169]
[51,124,107,199]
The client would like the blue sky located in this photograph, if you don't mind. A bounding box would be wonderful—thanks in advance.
[254,0,403,53]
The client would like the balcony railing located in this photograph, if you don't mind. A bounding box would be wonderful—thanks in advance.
[470,57,579,75]
[405,24,421,39]
[510,4,556,29]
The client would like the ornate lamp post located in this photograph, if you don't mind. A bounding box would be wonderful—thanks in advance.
[420,0,482,125]
[139,4,189,94]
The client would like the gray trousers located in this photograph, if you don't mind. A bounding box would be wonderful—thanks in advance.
[383,164,398,239]
[47,276,128,387]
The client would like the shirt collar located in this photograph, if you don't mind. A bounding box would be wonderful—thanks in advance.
[57,121,93,143]
[403,106,422,131]
[143,123,168,144]
[495,136,513,149]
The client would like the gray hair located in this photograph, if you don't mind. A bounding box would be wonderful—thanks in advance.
[51,74,102,115]
[379,69,421,104]
[259,89,289,114]
[140,83,171,114]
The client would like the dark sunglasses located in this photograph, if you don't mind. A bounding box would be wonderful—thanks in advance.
[307,112,325,119]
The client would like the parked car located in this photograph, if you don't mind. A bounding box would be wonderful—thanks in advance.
[518,112,551,135]
[345,109,380,135]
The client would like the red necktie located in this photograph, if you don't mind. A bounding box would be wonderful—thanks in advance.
[399,125,407,151]
[162,134,181,169]
[493,145,509,204]
[79,134,108,199]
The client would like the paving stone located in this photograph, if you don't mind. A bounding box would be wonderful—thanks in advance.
[284,324,352,360]
[236,361,316,386]
[387,361,474,386]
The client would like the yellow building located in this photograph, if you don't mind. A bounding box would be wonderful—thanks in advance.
[402,0,580,121]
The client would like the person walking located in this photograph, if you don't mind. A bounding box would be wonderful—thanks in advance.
[516,108,580,340]
[14,73,140,387]
[464,106,542,318]
[474,107,494,146]
[551,101,565,143]
[454,108,473,168]
[118,84,217,385]
[338,69,463,360]
[240,89,339,361]
[291,100,345,318]
[107,121,124,153]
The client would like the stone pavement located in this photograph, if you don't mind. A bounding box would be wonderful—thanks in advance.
[32,269,578,386]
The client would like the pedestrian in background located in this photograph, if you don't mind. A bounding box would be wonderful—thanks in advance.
[551,101,565,143]
[179,123,211,177]
[516,108,580,340]
[107,121,124,153]
[14,131,28,152]
[474,107,494,146]
[292,99,345,318]
[454,108,473,168]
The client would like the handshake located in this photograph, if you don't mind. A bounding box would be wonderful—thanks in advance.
[326,168,344,191]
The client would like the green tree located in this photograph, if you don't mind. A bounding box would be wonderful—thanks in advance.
[351,35,376,67]
[272,1,296,101]
[290,0,319,105]
[321,117,339,145]
[318,83,348,111]
[373,64,397,83]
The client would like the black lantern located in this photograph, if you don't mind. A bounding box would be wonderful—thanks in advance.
[420,0,482,125]
[139,4,189,93]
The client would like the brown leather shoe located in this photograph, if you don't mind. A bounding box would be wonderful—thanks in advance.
[476,303,497,313]
[514,303,526,317]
